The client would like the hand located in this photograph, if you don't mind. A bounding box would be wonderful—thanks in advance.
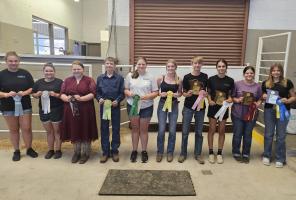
[255,101,261,108]
[141,95,148,100]
[5,91,17,98]
[173,92,179,98]
[112,100,118,107]
[49,91,57,97]
[209,100,216,106]
[99,98,105,104]
[17,91,24,96]
[160,92,167,97]
[262,94,267,100]
[73,95,81,101]
[280,98,288,104]
[226,98,233,103]
[186,90,193,97]
[128,91,134,97]
[237,97,244,103]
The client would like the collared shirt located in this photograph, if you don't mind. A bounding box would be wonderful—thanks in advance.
[96,72,125,103]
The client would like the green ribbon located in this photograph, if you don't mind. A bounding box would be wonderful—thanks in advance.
[129,95,141,117]
[103,99,112,120]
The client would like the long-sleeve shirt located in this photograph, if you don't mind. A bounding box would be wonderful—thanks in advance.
[96,72,125,103]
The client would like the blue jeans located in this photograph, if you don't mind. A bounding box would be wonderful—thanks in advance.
[263,108,289,163]
[100,105,121,156]
[157,99,178,154]
[180,106,205,157]
[231,114,256,158]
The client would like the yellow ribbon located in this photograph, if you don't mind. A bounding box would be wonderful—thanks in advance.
[103,100,112,120]
[276,105,280,119]
[162,91,174,112]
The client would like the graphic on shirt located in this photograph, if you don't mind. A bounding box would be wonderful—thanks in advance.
[215,90,226,105]
[242,91,254,106]
[189,79,202,95]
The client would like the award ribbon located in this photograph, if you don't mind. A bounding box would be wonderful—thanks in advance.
[162,91,174,112]
[103,99,112,120]
[243,103,257,121]
[41,90,51,114]
[69,96,80,116]
[129,95,141,117]
[276,98,290,121]
[214,101,233,121]
[192,90,206,111]
[13,95,23,116]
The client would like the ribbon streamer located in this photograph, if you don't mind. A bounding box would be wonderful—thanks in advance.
[129,95,141,117]
[214,101,233,121]
[192,90,206,111]
[162,91,174,112]
[103,99,112,120]
[243,103,257,121]
[41,90,51,114]
[69,96,80,116]
[13,95,23,116]
[276,98,290,121]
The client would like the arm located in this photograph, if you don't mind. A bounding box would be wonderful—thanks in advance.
[141,91,159,100]
[174,79,183,98]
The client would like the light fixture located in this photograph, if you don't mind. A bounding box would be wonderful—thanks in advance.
[100,30,109,42]
[74,0,79,2]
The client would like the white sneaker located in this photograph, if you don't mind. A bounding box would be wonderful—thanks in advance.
[262,157,270,166]
[275,162,283,168]
[217,155,224,164]
[208,154,215,164]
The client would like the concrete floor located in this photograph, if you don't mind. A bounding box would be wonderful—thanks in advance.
[0,131,296,200]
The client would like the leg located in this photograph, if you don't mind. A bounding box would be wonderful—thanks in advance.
[263,108,276,159]
[207,117,217,151]
[4,116,20,150]
[194,110,205,156]
[275,118,289,163]
[167,102,178,155]
[100,106,111,156]
[217,119,226,150]
[52,122,62,151]
[180,107,194,157]
[157,101,168,155]
[139,118,151,151]
[130,117,140,151]
[231,115,243,157]
[242,120,256,158]
[42,122,54,150]
[111,106,121,155]
[19,114,33,149]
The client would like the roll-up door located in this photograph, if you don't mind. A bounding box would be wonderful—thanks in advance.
[130,0,249,65]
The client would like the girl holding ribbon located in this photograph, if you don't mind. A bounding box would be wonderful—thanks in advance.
[231,66,262,163]
[32,63,64,159]
[156,59,182,162]
[96,57,124,163]
[124,57,158,163]
[0,51,38,161]
[178,56,208,164]
[261,63,295,168]
[60,61,98,164]
[207,59,234,164]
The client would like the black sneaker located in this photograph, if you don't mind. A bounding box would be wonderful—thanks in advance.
[26,148,38,158]
[71,153,81,163]
[242,156,250,164]
[141,151,148,163]
[130,151,137,163]
[44,150,55,159]
[233,155,243,162]
[54,150,62,159]
[79,154,89,164]
[12,150,21,161]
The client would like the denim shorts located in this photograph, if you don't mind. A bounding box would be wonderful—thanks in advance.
[127,104,153,119]
[1,109,32,116]
[39,106,63,123]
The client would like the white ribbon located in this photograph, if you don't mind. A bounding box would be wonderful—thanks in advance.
[13,95,23,116]
[41,91,51,114]
[214,101,233,121]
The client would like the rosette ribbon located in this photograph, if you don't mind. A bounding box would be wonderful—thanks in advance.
[214,101,233,121]
[192,90,206,111]
[103,99,112,120]
[162,91,174,112]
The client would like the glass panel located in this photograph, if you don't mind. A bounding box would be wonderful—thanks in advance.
[38,46,50,55]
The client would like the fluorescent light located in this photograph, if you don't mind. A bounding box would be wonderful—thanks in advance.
[74,0,79,2]
[100,30,109,42]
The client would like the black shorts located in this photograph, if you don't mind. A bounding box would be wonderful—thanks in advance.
[39,106,63,123]
[127,104,153,119]
[207,105,229,120]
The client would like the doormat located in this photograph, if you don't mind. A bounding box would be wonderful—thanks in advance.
[99,169,196,196]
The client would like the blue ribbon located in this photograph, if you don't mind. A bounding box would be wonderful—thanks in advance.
[13,95,23,116]
[276,98,290,121]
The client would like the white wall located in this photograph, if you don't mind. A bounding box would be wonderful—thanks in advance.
[108,0,129,27]
[248,0,296,30]
[0,0,83,40]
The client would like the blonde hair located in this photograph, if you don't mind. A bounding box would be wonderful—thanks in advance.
[166,59,179,83]
[132,57,147,79]
[4,51,20,61]
[191,56,204,64]
[265,63,287,88]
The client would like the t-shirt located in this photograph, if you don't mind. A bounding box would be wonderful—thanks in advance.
[183,72,208,110]
[231,80,262,119]
[125,72,158,109]
[0,68,34,112]
[32,78,64,109]
[207,75,234,103]
[262,79,294,110]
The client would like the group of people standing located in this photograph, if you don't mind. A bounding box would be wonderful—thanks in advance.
[0,51,295,168]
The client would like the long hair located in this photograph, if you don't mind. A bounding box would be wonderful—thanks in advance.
[166,59,179,83]
[265,63,287,88]
[216,58,228,69]
[132,57,147,79]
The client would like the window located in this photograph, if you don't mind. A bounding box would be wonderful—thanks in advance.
[32,17,68,55]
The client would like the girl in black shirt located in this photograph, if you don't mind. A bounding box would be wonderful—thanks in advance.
[0,51,38,161]
[207,59,234,164]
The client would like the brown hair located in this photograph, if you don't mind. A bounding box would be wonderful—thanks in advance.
[4,51,20,61]
[166,59,179,83]
[104,57,116,64]
[72,60,84,69]
[265,63,287,88]
[191,56,204,64]
[216,58,228,69]
[43,62,55,71]
[132,57,147,79]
